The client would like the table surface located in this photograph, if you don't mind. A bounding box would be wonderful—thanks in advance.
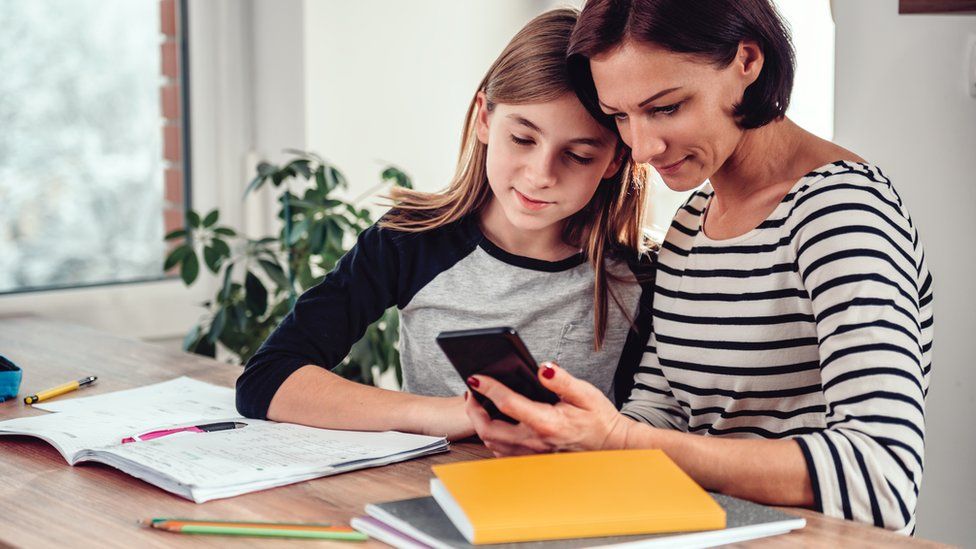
[0,316,948,548]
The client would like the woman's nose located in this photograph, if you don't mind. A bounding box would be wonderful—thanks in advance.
[628,120,667,164]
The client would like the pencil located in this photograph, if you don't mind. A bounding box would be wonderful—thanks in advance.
[24,376,96,404]
[146,518,354,531]
[151,522,368,540]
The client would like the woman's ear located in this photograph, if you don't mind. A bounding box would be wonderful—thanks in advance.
[735,40,764,87]
[601,144,627,179]
[475,91,491,145]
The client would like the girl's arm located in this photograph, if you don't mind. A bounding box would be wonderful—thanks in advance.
[268,365,472,440]
[236,223,474,440]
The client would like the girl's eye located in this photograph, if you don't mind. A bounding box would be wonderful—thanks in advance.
[612,113,628,122]
[651,102,682,116]
[510,135,534,146]
[566,152,594,165]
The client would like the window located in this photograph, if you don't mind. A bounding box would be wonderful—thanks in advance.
[0,0,189,294]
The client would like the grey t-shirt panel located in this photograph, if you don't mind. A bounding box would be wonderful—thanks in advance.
[399,245,641,403]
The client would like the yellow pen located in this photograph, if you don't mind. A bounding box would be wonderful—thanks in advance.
[24,376,97,404]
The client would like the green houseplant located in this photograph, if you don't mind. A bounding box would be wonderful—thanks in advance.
[164,150,411,386]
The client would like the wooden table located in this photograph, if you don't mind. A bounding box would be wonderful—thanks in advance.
[0,317,948,548]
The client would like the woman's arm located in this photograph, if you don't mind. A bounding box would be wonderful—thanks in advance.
[465,362,812,505]
[268,365,473,440]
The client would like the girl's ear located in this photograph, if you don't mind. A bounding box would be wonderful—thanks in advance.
[475,91,491,146]
[601,144,627,179]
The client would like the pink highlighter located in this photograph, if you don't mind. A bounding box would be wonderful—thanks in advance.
[121,421,247,444]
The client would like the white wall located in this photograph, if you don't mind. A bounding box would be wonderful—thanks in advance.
[303,1,551,204]
[833,1,976,544]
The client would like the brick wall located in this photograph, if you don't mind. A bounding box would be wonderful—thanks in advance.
[160,0,185,246]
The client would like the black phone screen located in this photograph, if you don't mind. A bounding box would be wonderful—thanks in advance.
[436,327,559,423]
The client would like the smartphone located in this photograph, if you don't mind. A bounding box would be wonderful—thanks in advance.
[436,327,559,423]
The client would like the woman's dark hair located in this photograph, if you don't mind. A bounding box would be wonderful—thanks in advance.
[568,0,796,130]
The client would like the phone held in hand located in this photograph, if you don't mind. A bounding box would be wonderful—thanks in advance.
[436,327,559,423]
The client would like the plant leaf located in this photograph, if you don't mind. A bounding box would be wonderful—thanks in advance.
[202,209,219,228]
[164,228,187,241]
[245,271,268,316]
[214,227,237,237]
[180,251,200,285]
[220,262,235,301]
[187,210,201,229]
[211,238,232,258]
[203,245,222,273]
[182,324,201,352]
[164,244,191,271]
[258,259,290,289]
[208,309,227,344]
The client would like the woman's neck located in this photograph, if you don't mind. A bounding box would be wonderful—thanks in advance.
[710,117,805,203]
[479,198,578,262]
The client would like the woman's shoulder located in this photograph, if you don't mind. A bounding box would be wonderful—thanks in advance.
[787,160,909,219]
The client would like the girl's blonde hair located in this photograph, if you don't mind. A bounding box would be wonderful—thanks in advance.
[382,8,651,350]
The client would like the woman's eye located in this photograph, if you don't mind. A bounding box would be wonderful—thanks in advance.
[612,113,628,122]
[510,135,534,146]
[566,152,594,165]
[652,103,681,116]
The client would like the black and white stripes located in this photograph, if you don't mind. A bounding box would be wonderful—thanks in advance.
[621,161,933,533]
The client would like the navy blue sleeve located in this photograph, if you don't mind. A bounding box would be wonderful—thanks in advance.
[612,249,657,408]
[235,223,401,419]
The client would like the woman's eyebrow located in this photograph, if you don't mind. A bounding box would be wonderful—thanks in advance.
[599,87,683,111]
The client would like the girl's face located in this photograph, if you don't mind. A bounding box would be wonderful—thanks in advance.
[475,92,622,234]
[589,40,762,192]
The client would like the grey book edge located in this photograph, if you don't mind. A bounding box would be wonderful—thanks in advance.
[351,493,806,549]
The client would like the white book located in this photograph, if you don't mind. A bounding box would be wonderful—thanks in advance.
[0,377,448,503]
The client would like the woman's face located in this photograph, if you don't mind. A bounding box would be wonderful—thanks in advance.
[475,92,622,233]
[589,39,761,191]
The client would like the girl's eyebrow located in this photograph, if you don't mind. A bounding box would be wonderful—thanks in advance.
[506,114,605,146]
[599,87,683,111]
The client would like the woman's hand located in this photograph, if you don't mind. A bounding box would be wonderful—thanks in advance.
[464,362,635,456]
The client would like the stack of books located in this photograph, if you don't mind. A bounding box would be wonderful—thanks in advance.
[352,449,806,548]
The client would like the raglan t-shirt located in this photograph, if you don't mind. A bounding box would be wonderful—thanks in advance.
[237,213,655,419]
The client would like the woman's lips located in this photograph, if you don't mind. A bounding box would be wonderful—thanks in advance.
[514,189,553,211]
[654,156,687,176]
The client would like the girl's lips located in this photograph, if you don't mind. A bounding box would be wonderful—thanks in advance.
[514,189,553,211]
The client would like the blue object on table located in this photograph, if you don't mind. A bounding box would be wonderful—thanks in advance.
[0,355,23,402]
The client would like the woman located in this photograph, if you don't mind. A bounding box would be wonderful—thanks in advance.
[236,9,654,442]
[465,0,932,534]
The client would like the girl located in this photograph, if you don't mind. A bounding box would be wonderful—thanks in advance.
[466,0,933,534]
[236,8,655,442]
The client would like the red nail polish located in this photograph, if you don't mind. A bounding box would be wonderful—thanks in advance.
[467,376,480,388]
[542,365,555,379]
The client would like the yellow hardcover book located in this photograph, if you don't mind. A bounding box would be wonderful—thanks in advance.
[430,449,726,545]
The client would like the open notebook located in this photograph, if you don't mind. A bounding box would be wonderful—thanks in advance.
[0,377,447,502]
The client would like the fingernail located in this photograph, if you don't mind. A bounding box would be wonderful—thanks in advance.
[541,364,556,379]
[467,376,480,388]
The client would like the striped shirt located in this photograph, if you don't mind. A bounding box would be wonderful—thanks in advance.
[622,161,933,533]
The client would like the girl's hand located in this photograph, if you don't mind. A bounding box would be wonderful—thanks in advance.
[464,362,634,456]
